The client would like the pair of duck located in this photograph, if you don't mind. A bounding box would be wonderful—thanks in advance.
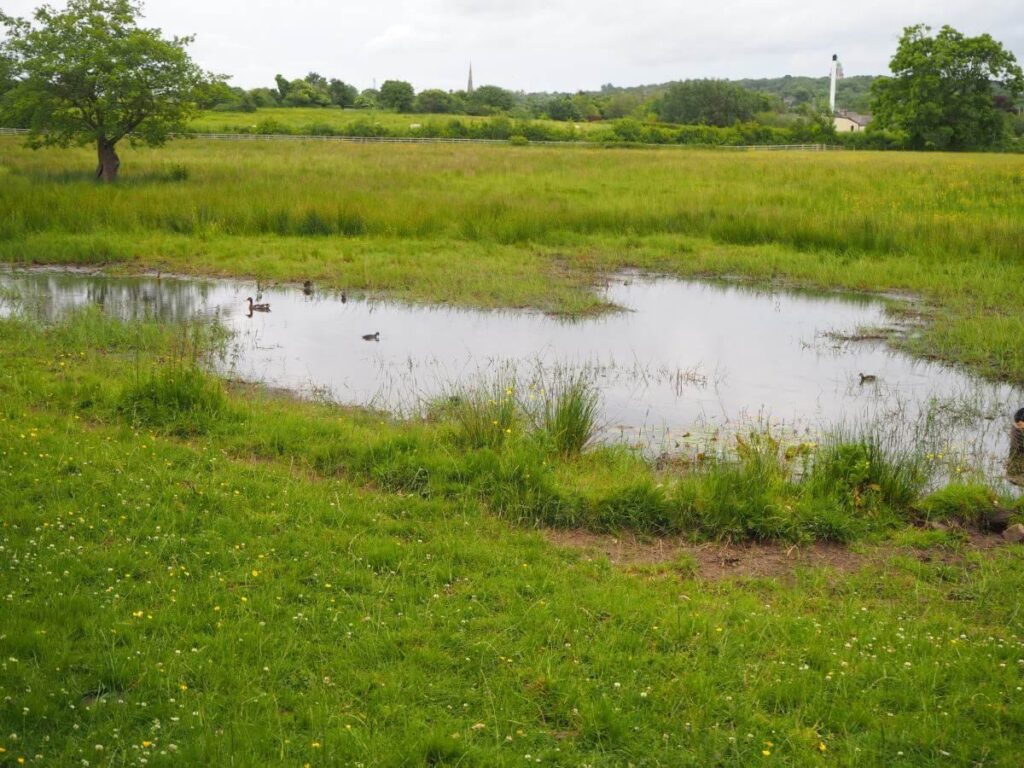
[244,295,378,341]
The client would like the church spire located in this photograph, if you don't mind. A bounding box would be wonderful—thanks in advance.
[467,62,474,94]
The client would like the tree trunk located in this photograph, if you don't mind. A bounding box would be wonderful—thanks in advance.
[96,140,120,182]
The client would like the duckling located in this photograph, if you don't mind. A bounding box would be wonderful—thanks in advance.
[340,291,347,304]
[361,332,380,342]
[1015,407,1024,429]
[246,297,271,313]
[858,373,877,384]
[302,280,314,296]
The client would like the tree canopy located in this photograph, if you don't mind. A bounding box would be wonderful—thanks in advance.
[871,24,1024,150]
[378,80,415,112]
[657,80,773,126]
[328,79,358,108]
[0,0,212,180]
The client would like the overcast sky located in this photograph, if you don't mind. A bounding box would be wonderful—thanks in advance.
[4,0,1023,92]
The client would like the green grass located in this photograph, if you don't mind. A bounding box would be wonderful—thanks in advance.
[190,106,606,137]
[1,136,1023,382]
[3,311,1024,765]
[3,136,1024,764]
[536,374,600,457]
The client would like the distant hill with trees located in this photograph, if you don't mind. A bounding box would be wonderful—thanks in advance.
[190,70,883,124]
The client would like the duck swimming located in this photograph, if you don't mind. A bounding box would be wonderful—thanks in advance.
[858,373,877,384]
[302,280,314,296]
[246,297,270,313]
[361,332,380,342]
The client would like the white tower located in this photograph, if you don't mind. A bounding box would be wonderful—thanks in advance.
[829,54,843,113]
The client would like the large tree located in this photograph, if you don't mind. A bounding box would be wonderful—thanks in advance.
[657,80,770,127]
[415,88,454,114]
[378,79,415,112]
[871,24,1024,150]
[0,0,212,181]
[328,79,358,108]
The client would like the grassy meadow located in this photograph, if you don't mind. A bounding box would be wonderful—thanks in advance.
[192,106,516,133]
[3,135,1024,764]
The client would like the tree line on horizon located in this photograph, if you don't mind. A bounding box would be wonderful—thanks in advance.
[201,71,879,127]
[1,0,1023,182]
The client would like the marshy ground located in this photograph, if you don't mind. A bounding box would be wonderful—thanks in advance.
[2,138,1024,766]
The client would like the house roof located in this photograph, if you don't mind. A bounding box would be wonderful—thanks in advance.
[835,110,871,126]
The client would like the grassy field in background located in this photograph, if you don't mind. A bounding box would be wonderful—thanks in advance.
[190,106,599,135]
[3,136,1024,764]
[1,136,1023,380]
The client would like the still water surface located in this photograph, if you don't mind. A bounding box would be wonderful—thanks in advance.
[2,269,1021,481]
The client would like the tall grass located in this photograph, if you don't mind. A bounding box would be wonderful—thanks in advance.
[444,376,521,449]
[535,373,600,456]
[1,138,1020,262]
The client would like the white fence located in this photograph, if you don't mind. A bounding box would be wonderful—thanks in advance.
[0,126,841,151]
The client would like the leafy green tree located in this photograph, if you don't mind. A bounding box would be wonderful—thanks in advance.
[602,91,643,119]
[378,80,415,112]
[571,92,600,121]
[328,79,358,108]
[0,0,211,181]
[195,79,237,109]
[248,87,280,107]
[415,88,455,114]
[871,24,1024,150]
[354,89,379,109]
[304,72,328,89]
[282,78,330,107]
[467,84,515,114]
[657,80,770,126]
[545,95,577,121]
[0,49,13,95]
[274,74,290,100]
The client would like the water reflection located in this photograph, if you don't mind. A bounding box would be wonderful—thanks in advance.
[2,268,1022,486]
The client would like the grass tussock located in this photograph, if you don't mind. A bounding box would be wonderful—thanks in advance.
[536,372,600,457]
[117,365,228,435]
[914,483,1005,527]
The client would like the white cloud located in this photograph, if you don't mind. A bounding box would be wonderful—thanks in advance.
[1,0,1021,90]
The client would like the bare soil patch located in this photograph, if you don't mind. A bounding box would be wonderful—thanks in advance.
[545,528,1008,581]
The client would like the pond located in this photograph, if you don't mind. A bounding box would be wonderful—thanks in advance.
[2,268,1022,485]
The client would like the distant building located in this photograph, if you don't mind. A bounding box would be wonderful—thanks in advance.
[834,110,871,132]
[467,63,474,95]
